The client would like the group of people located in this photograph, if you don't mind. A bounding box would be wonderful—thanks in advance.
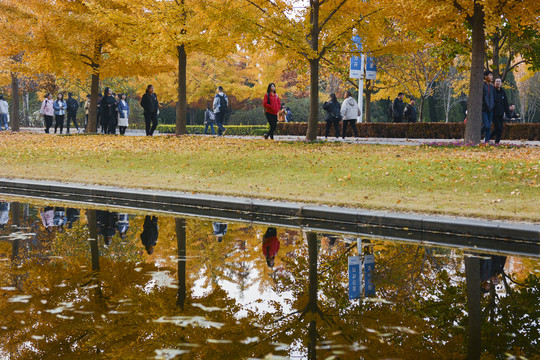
[482,70,520,144]
[391,93,417,123]
[39,92,81,134]
[203,86,229,136]
[38,84,162,136]
[322,91,362,139]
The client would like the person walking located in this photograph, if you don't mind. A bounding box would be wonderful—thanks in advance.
[481,70,495,144]
[507,104,520,122]
[404,99,417,123]
[278,103,287,123]
[65,92,80,134]
[140,85,159,136]
[117,93,130,135]
[53,93,67,134]
[40,93,55,133]
[492,78,510,144]
[263,83,281,140]
[340,91,359,139]
[203,105,216,135]
[323,93,341,139]
[100,88,117,134]
[286,107,293,122]
[0,96,9,131]
[392,92,405,123]
[213,86,228,136]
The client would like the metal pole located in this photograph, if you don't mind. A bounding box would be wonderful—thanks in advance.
[358,77,364,123]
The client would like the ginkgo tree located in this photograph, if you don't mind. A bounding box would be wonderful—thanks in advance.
[237,0,377,141]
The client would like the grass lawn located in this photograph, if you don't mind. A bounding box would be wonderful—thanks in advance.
[0,132,538,222]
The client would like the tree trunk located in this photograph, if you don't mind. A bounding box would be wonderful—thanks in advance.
[22,91,28,127]
[418,96,426,122]
[446,86,451,122]
[365,80,372,123]
[465,255,482,359]
[464,5,486,144]
[176,45,187,136]
[305,2,320,141]
[306,59,320,141]
[175,218,187,309]
[87,43,102,133]
[87,72,100,133]
[10,73,20,131]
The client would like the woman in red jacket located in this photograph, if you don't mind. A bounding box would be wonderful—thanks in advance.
[263,83,281,140]
[262,227,280,268]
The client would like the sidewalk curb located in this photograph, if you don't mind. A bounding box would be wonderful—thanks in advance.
[0,178,538,256]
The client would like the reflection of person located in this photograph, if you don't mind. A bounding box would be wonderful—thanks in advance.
[212,222,228,242]
[66,208,80,229]
[116,213,130,239]
[141,216,158,254]
[40,206,54,233]
[0,201,10,228]
[480,254,507,293]
[53,207,67,233]
[97,210,117,246]
[262,227,280,268]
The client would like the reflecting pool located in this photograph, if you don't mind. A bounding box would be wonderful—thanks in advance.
[0,200,538,359]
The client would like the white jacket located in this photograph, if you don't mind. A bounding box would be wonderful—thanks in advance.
[0,100,9,115]
[340,96,359,121]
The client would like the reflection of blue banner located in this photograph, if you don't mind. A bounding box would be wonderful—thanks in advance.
[348,256,362,300]
[364,254,375,296]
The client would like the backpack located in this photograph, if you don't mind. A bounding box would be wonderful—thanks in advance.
[331,103,341,120]
[218,94,227,113]
[207,110,215,121]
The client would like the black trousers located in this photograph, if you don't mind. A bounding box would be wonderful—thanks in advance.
[44,115,53,133]
[119,126,127,135]
[66,112,78,133]
[342,119,358,138]
[54,114,65,133]
[393,116,403,123]
[144,112,158,136]
[491,115,504,144]
[325,120,340,137]
[108,121,117,135]
[265,112,278,139]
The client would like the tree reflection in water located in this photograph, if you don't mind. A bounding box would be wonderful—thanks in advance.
[0,202,537,359]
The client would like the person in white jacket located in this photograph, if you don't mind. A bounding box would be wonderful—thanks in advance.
[340,91,359,139]
[0,96,9,131]
[40,93,55,133]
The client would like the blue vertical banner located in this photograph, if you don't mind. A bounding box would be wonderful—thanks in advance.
[365,56,377,80]
[348,256,362,300]
[364,254,375,296]
[349,55,364,79]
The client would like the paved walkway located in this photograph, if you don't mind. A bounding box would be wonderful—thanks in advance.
[18,127,540,147]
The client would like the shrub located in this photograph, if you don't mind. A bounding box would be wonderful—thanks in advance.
[157,124,269,136]
[275,122,540,140]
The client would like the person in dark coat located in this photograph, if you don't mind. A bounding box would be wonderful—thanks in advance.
[100,88,117,134]
[66,208,80,229]
[491,78,510,144]
[481,70,495,143]
[392,93,405,123]
[141,215,158,254]
[65,93,80,134]
[140,85,159,136]
[262,227,280,268]
[404,99,417,123]
[323,93,341,139]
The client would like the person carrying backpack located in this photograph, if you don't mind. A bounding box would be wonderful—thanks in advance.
[65,92,80,134]
[213,86,228,136]
[323,93,341,139]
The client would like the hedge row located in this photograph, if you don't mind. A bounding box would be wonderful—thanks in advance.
[157,125,268,136]
[157,123,540,140]
[277,122,540,140]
